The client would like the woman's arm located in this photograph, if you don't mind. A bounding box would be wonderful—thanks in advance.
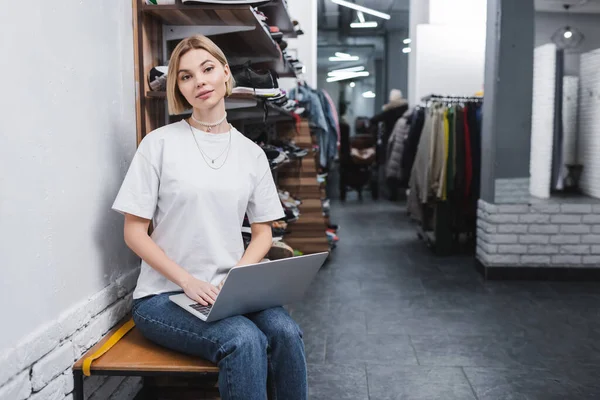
[124,213,219,305]
[236,222,273,266]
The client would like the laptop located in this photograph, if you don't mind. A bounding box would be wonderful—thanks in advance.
[169,252,329,322]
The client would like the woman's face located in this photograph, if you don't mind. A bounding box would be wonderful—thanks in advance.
[176,48,230,110]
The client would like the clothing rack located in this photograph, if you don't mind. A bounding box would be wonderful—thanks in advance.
[409,94,484,256]
[421,94,484,104]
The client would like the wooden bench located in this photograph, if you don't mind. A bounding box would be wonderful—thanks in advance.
[73,318,219,400]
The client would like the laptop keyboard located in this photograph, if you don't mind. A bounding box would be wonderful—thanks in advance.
[189,302,212,317]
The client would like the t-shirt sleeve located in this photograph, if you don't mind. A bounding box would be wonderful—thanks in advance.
[111,149,159,220]
[246,153,285,224]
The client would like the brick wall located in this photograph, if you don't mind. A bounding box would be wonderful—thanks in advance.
[578,48,600,199]
[0,269,141,400]
[494,178,530,204]
[529,43,557,199]
[477,199,600,267]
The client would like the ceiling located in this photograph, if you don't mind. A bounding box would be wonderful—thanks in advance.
[317,0,408,73]
[535,0,600,13]
[318,0,410,32]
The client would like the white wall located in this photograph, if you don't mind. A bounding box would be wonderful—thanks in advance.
[279,0,317,91]
[535,12,600,76]
[409,0,486,103]
[529,44,557,199]
[578,48,600,198]
[429,0,487,26]
[414,24,486,101]
[0,0,137,352]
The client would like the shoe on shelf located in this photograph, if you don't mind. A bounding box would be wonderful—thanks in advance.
[231,62,282,97]
[270,31,284,42]
[271,139,308,159]
[279,40,288,51]
[145,0,175,4]
[326,230,339,243]
[148,66,168,91]
[268,241,294,260]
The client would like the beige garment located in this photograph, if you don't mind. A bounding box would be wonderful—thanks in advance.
[407,107,434,221]
[431,106,447,199]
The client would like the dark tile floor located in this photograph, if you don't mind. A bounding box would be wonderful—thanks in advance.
[288,193,600,400]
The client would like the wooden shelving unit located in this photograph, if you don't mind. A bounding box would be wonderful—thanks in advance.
[132,0,328,256]
[258,0,297,37]
[133,0,292,142]
[278,122,330,255]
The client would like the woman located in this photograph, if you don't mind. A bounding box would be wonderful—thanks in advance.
[112,35,307,400]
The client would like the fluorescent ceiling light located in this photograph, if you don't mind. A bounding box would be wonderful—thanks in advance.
[403,38,411,44]
[362,91,376,98]
[335,52,351,58]
[330,0,391,20]
[351,21,378,28]
[328,66,365,76]
[357,11,365,23]
[402,47,411,53]
[329,56,360,61]
[326,71,369,82]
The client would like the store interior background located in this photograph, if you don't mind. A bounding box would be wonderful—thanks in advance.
[2,0,600,398]
[313,0,600,137]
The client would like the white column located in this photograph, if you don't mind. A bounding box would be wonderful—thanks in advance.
[279,0,317,90]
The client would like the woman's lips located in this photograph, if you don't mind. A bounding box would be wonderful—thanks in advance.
[196,90,214,100]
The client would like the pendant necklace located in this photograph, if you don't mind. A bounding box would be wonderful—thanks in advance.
[188,120,232,169]
[191,112,227,132]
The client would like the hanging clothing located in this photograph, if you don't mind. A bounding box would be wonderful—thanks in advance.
[385,109,412,181]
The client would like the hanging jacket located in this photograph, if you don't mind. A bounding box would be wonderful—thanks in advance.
[386,109,412,181]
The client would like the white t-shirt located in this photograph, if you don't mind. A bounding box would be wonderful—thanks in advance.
[112,119,285,299]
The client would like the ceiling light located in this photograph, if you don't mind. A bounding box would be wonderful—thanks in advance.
[357,11,365,23]
[330,0,391,20]
[335,52,351,58]
[564,29,573,39]
[403,38,411,44]
[402,47,411,53]
[326,71,369,82]
[329,56,360,61]
[351,21,378,28]
[328,66,366,76]
[362,91,376,98]
[349,82,356,88]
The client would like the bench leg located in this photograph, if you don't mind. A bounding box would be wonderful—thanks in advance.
[73,371,84,400]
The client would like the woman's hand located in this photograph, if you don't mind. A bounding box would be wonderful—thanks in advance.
[180,276,220,306]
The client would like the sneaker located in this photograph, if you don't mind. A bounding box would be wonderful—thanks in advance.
[145,0,175,4]
[268,241,294,260]
[231,62,282,97]
[148,66,168,91]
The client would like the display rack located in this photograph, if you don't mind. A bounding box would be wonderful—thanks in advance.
[133,0,297,143]
[132,0,329,256]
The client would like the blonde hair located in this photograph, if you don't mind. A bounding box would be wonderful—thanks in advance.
[166,35,234,115]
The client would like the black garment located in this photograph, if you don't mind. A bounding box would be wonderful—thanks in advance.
[454,107,466,206]
[371,104,409,145]
[400,107,425,186]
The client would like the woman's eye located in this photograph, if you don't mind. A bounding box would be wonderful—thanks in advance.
[181,75,190,81]
[205,67,214,73]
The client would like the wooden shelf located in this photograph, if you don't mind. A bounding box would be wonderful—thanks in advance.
[258,0,297,37]
[142,3,255,27]
[143,2,281,64]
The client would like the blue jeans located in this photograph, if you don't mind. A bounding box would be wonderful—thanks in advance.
[132,291,307,400]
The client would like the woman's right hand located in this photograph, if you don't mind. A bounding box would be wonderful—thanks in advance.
[180,276,220,306]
